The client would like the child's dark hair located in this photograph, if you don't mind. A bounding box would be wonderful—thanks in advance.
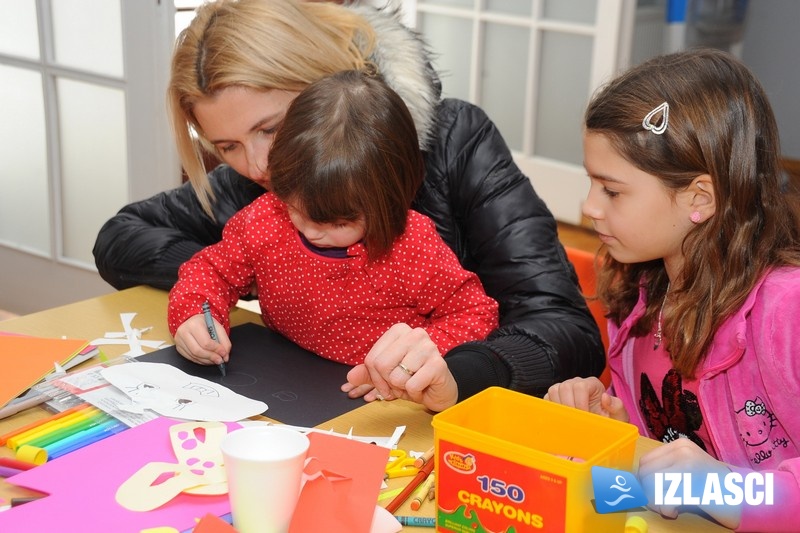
[586,48,800,377]
[268,69,424,260]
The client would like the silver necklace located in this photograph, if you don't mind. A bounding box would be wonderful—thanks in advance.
[653,282,670,350]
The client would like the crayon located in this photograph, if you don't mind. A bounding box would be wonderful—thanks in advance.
[395,516,435,528]
[413,446,434,468]
[410,471,435,511]
[385,456,435,514]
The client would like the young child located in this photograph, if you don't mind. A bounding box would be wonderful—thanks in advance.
[168,70,498,367]
[545,49,800,530]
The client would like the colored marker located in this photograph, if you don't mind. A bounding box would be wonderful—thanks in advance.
[0,457,37,471]
[0,466,24,478]
[7,406,99,450]
[47,420,127,459]
[395,516,435,528]
[26,412,108,449]
[202,301,227,377]
[45,419,126,459]
[0,403,91,447]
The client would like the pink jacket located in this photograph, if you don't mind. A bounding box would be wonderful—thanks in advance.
[608,268,800,532]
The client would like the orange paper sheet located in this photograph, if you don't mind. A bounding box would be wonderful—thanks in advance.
[0,334,89,408]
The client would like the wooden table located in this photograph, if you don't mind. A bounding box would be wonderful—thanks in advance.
[0,286,729,532]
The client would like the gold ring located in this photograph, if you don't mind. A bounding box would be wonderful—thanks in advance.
[397,363,415,376]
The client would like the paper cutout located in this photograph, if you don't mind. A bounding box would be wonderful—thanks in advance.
[90,313,167,356]
[140,323,362,427]
[192,513,237,533]
[0,334,89,408]
[290,432,389,532]
[101,362,267,422]
[259,421,405,450]
[370,506,403,533]
[0,418,238,532]
[116,422,228,511]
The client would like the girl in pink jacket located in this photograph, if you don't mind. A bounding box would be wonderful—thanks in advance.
[546,49,800,531]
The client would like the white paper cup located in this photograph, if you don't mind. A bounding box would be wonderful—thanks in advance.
[221,426,310,533]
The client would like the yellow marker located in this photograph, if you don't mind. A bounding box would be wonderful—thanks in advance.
[410,471,435,511]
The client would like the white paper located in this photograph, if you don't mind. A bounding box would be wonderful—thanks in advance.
[101,362,268,422]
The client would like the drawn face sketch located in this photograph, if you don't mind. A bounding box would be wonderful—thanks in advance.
[101,362,267,422]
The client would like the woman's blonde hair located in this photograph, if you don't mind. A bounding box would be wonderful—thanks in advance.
[168,0,376,215]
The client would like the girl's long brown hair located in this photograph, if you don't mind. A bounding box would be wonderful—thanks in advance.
[586,48,800,377]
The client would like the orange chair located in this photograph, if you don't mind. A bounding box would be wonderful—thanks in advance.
[564,246,611,387]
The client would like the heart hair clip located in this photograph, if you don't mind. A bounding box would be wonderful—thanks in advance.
[642,101,669,135]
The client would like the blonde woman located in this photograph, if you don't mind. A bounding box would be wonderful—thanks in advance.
[93,0,604,411]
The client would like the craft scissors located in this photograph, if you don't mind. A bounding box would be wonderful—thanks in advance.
[385,449,420,479]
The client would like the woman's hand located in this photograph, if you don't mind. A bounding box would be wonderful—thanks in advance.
[637,439,741,529]
[341,323,459,412]
[544,377,628,422]
[173,314,231,366]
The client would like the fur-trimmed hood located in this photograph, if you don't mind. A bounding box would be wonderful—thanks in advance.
[350,3,441,149]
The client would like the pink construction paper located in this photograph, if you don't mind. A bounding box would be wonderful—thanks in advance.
[0,417,239,532]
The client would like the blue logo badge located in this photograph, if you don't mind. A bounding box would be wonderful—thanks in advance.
[591,466,649,513]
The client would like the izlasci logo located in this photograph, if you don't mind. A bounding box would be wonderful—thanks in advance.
[591,466,648,513]
[591,466,775,514]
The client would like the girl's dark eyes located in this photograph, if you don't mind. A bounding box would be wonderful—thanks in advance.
[602,187,620,198]
[219,144,237,153]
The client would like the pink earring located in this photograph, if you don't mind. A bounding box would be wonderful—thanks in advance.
[690,211,702,223]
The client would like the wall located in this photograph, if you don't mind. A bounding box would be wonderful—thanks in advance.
[740,0,800,159]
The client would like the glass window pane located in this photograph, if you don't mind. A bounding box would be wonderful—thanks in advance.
[486,0,532,16]
[481,22,529,151]
[418,13,472,101]
[57,79,128,264]
[542,0,597,24]
[421,0,475,8]
[0,65,50,253]
[0,1,40,59]
[533,31,592,165]
[51,0,123,78]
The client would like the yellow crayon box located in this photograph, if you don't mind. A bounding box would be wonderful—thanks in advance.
[432,387,638,532]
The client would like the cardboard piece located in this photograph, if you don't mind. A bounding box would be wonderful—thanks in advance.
[139,323,362,427]
[0,334,89,408]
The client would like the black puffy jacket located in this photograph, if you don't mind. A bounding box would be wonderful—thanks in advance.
[93,4,605,401]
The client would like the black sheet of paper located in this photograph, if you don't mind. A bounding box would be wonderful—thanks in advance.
[139,322,362,427]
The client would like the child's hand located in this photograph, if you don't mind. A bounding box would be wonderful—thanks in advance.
[544,377,628,422]
[173,314,231,367]
[637,439,741,529]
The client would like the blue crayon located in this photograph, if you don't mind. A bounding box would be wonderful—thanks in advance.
[395,516,435,528]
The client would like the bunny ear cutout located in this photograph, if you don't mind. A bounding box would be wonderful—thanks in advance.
[642,101,669,134]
